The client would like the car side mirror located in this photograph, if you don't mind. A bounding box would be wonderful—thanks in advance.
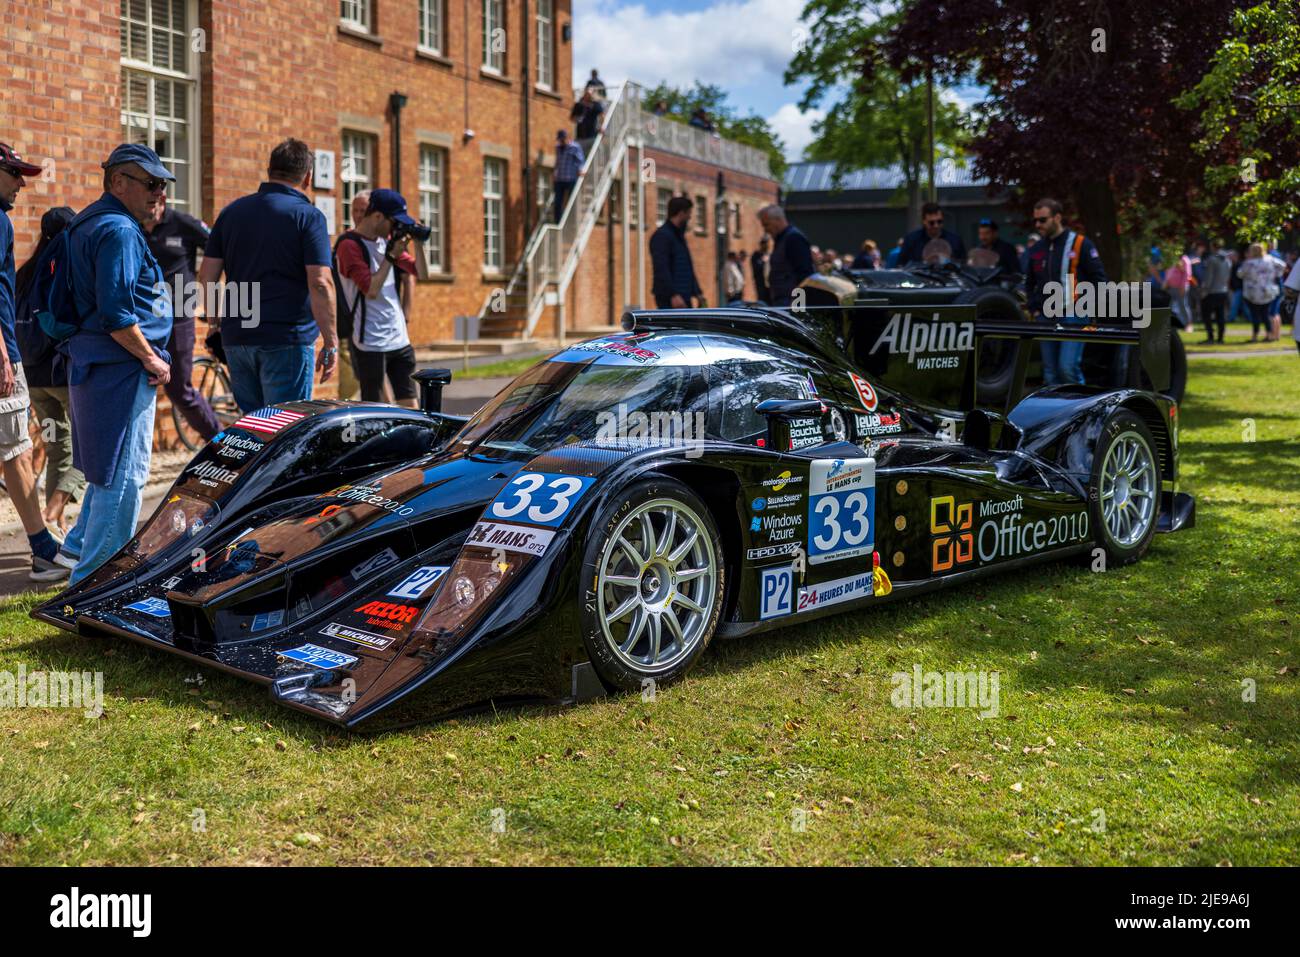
[412,368,453,415]
[756,398,827,451]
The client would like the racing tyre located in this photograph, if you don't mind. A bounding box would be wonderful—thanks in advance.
[1088,409,1160,566]
[579,477,725,692]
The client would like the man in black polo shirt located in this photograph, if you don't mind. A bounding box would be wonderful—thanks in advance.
[197,139,337,412]
[145,196,221,439]
[757,205,814,307]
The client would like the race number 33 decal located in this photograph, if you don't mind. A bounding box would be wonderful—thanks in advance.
[489,472,597,527]
[808,457,875,565]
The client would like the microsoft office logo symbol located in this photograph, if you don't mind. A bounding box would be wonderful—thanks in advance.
[931,495,973,571]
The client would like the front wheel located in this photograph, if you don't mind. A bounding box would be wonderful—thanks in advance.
[579,477,725,692]
[1088,409,1160,566]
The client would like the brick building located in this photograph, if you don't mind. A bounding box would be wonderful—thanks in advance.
[0,1,778,443]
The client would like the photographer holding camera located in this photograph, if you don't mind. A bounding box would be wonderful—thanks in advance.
[334,188,422,407]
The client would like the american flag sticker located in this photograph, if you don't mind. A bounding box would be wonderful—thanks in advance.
[231,407,306,436]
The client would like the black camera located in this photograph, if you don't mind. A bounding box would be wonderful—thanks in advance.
[391,219,432,243]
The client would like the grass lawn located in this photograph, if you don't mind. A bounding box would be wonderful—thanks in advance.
[1,355,1297,866]
[449,354,550,380]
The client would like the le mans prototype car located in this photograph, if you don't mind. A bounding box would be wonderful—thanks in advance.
[34,299,1195,728]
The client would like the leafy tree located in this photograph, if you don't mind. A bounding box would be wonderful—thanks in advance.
[1177,1,1300,244]
[786,1,968,228]
[640,81,789,179]
[867,0,1247,276]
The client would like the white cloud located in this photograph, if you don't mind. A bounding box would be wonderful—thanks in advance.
[766,102,824,162]
[573,0,805,96]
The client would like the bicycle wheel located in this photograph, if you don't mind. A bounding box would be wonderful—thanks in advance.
[173,357,240,451]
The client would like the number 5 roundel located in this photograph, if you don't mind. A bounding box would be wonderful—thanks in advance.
[489,472,597,527]
[849,372,878,411]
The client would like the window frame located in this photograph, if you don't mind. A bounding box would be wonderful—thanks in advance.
[483,156,506,273]
[694,194,708,236]
[535,0,555,90]
[417,0,444,55]
[119,0,200,213]
[418,143,448,274]
[482,0,506,75]
[341,131,375,231]
[339,0,372,33]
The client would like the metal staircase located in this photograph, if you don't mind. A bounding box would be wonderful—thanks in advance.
[477,81,643,341]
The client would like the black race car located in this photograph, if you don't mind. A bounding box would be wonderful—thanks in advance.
[33,301,1194,728]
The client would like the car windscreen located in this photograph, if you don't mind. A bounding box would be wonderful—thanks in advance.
[704,359,818,442]
[456,359,706,457]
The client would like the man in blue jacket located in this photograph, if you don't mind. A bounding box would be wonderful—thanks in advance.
[52,144,173,585]
[758,205,814,307]
[0,142,68,580]
[649,196,703,309]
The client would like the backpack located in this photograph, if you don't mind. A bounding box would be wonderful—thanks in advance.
[331,231,367,343]
[14,248,58,368]
[33,207,120,342]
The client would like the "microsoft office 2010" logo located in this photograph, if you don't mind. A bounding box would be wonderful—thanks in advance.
[930,496,973,571]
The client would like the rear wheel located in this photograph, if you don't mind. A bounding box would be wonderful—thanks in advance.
[1088,409,1160,566]
[955,286,1030,404]
[579,477,724,691]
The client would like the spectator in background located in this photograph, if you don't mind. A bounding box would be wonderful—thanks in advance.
[553,129,585,224]
[0,142,68,580]
[723,251,745,302]
[585,69,607,100]
[1284,257,1300,355]
[851,239,880,270]
[144,193,222,440]
[1198,240,1231,344]
[332,190,371,401]
[975,218,1021,274]
[1160,250,1194,330]
[13,206,85,540]
[652,100,670,117]
[334,188,419,408]
[56,144,174,585]
[649,196,703,309]
[1025,197,1107,386]
[688,109,715,132]
[751,236,771,304]
[885,237,904,268]
[571,90,605,154]
[1228,247,1248,326]
[757,205,814,307]
[197,138,337,412]
[1267,243,1287,341]
[1239,243,1286,342]
[819,248,839,274]
[899,202,967,266]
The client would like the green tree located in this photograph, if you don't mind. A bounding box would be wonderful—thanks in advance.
[1178,1,1300,243]
[785,0,968,228]
[640,81,788,179]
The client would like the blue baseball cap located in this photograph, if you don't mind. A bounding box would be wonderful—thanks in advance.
[366,188,414,226]
[101,143,175,181]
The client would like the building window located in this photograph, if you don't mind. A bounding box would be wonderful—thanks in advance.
[482,0,505,74]
[694,195,708,235]
[120,0,198,211]
[536,0,554,90]
[657,187,672,225]
[732,202,742,237]
[340,0,371,32]
[341,132,373,230]
[608,179,622,224]
[418,0,444,54]
[536,165,554,220]
[483,157,505,272]
[418,145,447,273]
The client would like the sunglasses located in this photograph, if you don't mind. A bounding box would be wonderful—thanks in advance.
[1033,215,1052,224]
[925,218,944,226]
[119,171,169,193]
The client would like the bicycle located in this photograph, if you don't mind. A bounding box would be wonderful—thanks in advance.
[173,354,241,451]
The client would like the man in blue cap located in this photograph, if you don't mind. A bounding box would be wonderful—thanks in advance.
[197,138,337,413]
[49,143,174,585]
[0,142,70,580]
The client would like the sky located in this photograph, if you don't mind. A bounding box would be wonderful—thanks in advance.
[571,0,986,165]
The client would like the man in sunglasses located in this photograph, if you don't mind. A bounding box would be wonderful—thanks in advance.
[50,143,174,585]
[898,201,967,267]
[1024,197,1108,386]
[0,142,72,580]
